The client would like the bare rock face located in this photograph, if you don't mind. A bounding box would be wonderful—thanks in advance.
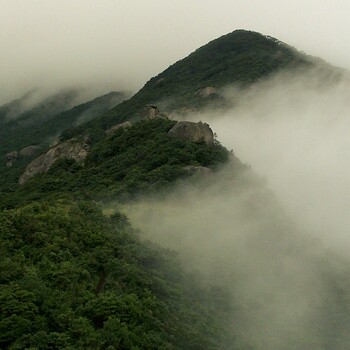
[140,105,168,120]
[6,151,18,167]
[105,121,132,136]
[168,121,214,146]
[141,105,160,119]
[19,145,41,158]
[196,87,217,97]
[6,151,18,161]
[19,138,90,185]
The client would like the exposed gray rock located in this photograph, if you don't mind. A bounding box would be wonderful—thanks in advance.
[19,145,41,158]
[140,104,168,120]
[6,151,18,161]
[196,87,217,97]
[5,151,18,167]
[106,121,132,135]
[184,165,212,176]
[19,138,90,185]
[168,121,214,146]
[140,104,160,119]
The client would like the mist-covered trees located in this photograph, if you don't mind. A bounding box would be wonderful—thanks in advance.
[0,199,232,349]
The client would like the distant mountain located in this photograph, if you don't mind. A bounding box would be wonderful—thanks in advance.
[0,90,127,192]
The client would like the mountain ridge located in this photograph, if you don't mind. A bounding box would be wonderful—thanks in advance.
[2,29,350,349]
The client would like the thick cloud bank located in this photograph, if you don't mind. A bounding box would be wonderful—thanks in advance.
[122,68,350,348]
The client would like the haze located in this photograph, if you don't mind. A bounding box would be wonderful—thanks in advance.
[1,0,350,104]
[121,69,350,348]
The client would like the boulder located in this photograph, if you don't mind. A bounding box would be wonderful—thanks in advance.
[19,138,90,185]
[184,165,212,176]
[5,151,18,167]
[168,121,214,146]
[105,121,132,135]
[196,87,217,97]
[140,104,168,120]
[6,151,18,161]
[141,104,160,120]
[19,145,41,158]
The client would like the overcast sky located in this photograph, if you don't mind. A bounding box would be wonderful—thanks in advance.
[1,0,350,103]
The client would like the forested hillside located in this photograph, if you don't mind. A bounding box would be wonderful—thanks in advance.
[0,91,127,193]
[2,29,350,349]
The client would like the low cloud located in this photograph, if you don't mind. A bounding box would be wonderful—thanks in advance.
[120,66,350,348]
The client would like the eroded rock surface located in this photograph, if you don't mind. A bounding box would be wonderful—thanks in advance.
[6,151,18,161]
[141,105,160,119]
[168,121,214,145]
[140,105,168,120]
[19,138,90,185]
[6,151,18,167]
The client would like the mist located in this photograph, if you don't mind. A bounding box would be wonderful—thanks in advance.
[207,68,350,253]
[2,0,350,105]
[118,67,350,348]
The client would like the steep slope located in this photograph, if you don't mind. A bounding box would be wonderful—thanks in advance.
[2,29,350,349]
[0,91,127,192]
[2,118,232,208]
[0,90,126,157]
[0,199,233,349]
[61,30,316,140]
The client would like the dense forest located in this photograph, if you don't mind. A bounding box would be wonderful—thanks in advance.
[2,30,350,349]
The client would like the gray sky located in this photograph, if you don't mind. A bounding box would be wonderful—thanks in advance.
[1,0,350,103]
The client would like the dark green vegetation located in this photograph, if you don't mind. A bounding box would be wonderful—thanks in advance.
[0,91,126,192]
[8,119,229,207]
[1,29,346,349]
[0,199,232,349]
[61,30,312,140]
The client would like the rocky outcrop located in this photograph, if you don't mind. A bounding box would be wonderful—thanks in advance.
[155,78,165,86]
[141,105,160,119]
[6,151,18,167]
[105,121,132,136]
[140,105,168,120]
[19,145,41,158]
[184,165,212,176]
[19,138,90,185]
[168,121,214,146]
[196,87,217,97]
[6,151,18,161]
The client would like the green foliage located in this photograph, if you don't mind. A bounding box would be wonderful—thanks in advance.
[0,199,233,349]
[0,31,316,349]
[0,91,126,192]
[61,30,311,140]
[11,119,230,205]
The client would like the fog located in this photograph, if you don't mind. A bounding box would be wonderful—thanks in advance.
[208,69,350,253]
[3,1,350,347]
[120,68,350,348]
[2,0,350,104]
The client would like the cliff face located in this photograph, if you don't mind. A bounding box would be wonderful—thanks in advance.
[19,138,90,185]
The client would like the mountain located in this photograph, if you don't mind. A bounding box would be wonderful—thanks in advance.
[1,30,350,349]
[60,30,310,139]
[0,90,127,192]
[60,30,345,144]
